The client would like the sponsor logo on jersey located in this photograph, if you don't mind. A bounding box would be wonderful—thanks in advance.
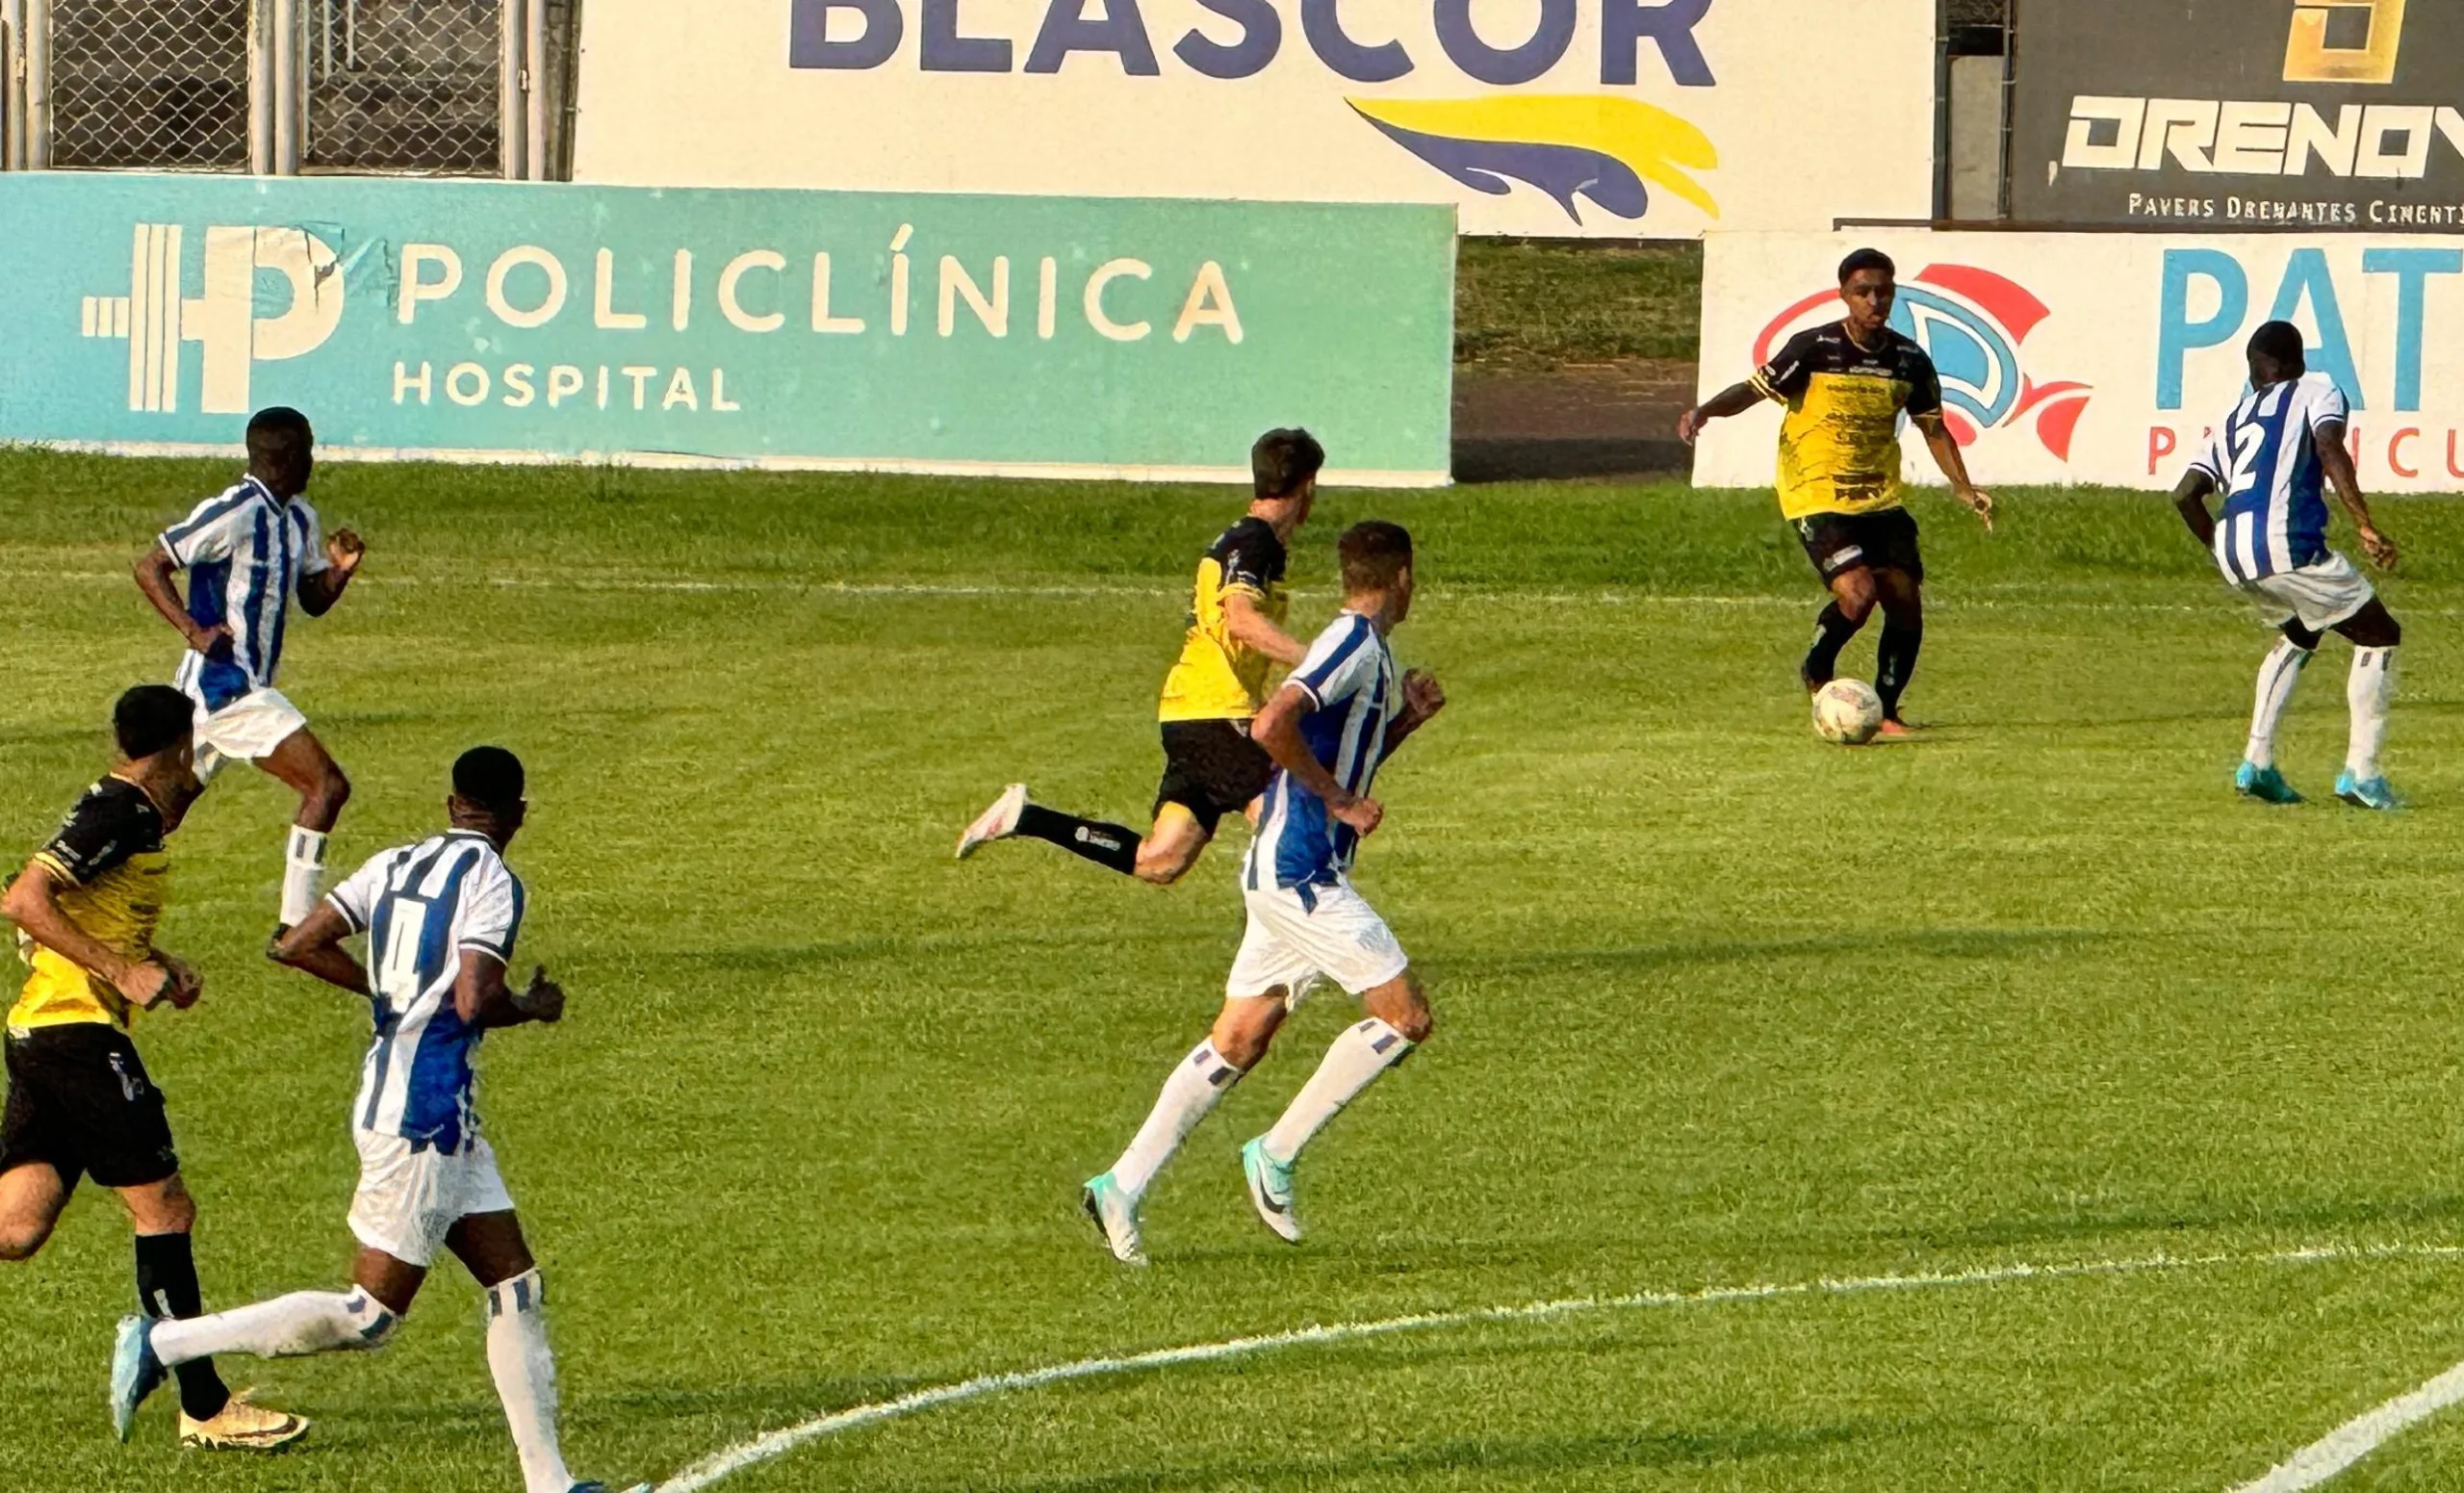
[1754,266,2092,460]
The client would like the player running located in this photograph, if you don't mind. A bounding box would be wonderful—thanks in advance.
[111,748,626,1493]
[1679,248,1994,732]
[134,406,364,938]
[0,686,306,1451]
[2170,321,2402,810]
[1082,522,1446,1264]
[955,428,1322,884]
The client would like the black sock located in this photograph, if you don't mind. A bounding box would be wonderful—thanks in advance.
[1802,602,1866,688]
[1012,804,1142,877]
[135,1232,230,1421]
[1876,615,1924,719]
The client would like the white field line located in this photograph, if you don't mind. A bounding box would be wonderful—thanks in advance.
[651,1240,2464,1493]
[0,566,2367,617]
[2228,1357,2464,1492]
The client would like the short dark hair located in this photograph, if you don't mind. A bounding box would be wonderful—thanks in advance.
[114,684,193,760]
[245,406,313,458]
[1338,520,1413,593]
[1838,248,1896,285]
[2248,320,2305,367]
[1252,427,1324,500]
[452,746,526,813]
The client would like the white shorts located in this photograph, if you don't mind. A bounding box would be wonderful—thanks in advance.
[347,1129,517,1268]
[2238,552,2374,633]
[188,687,307,778]
[1225,878,1410,1005]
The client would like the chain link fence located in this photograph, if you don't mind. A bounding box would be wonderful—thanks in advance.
[304,0,500,173]
[47,0,251,170]
[539,0,578,179]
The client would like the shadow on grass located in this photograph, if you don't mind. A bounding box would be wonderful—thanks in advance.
[1455,927,2117,978]
[962,1420,1890,1492]
[1881,1190,2464,1258]
[643,924,1198,977]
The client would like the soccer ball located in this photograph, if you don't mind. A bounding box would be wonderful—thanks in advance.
[1810,679,1885,745]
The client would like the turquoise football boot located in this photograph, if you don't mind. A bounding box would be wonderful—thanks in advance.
[1240,1138,1302,1245]
[2335,770,2400,811]
[109,1314,166,1442]
[2235,761,2303,805]
[1081,1172,1147,1267]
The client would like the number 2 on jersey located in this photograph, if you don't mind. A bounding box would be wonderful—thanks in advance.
[2226,421,2269,499]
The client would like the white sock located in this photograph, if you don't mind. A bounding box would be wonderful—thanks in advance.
[1111,1042,1245,1200]
[1262,1017,1415,1165]
[2246,637,2312,768]
[2347,646,2397,780]
[280,827,329,928]
[485,1270,574,1493]
[151,1287,394,1365]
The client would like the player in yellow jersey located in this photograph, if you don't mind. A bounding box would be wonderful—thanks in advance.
[956,429,1322,884]
[1681,248,1994,732]
[0,686,304,1451]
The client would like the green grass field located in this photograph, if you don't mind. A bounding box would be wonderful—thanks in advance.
[1453,241,1701,370]
[7,450,2464,1492]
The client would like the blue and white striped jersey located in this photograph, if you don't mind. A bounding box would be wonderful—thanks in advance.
[2188,373,2350,583]
[1244,611,1399,892]
[327,831,527,1154]
[159,476,330,711]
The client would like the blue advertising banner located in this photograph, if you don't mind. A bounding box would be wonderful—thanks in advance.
[0,173,1455,484]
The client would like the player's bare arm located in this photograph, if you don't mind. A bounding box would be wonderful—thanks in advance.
[2170,469,2220,549]
[2314,421,2397,570]
[270,902,372,993]
[1,859,179,1010]
[1914,413,1995,530]
[297,528,367,617]
[1254,682,1381,837]
[1677,381,1762,445]
[1380,669,1448,756]
[133,544,233,658]
[455,953,564,1030]
[1222,590,1309,667]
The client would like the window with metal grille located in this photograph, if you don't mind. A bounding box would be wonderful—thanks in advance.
[304,0,500,174]
[48,0,250,170]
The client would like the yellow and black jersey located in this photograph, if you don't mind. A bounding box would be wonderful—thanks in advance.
[1750,322,1944,521]
[1158,516,1291,724]
[10,778,169,1033]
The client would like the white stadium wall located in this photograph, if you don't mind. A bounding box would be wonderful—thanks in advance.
[570,0,1935,239]
[1694,230,2464,494]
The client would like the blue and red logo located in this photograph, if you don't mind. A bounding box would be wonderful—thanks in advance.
[1754,265,2092,460]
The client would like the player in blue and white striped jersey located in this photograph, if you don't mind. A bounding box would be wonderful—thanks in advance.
[133,407,364,936]
[1083,523,1449,1264]
[2173,322,2404,810]
[113,750,628,1493]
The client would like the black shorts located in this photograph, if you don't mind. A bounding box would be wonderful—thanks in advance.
[0,1024,178,1192]
[1154,719,1276,836]
[1796,506,1923,583]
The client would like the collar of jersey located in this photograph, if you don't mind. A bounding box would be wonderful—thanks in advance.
[238,474,289,506]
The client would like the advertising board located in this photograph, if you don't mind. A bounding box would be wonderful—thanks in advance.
[2014,0,2464,229]
[571,0,1935,239]
[1695,230,2464,493]
[0,173,1453,484]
